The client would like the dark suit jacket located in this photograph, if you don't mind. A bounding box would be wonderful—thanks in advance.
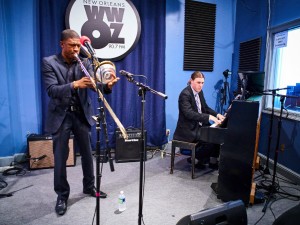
[173,85,217,142]
[42,54,111,134]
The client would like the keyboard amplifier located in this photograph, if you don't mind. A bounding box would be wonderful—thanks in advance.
[115,129,147,163]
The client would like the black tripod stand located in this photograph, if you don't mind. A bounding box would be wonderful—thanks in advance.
[220,69,231,114]
[119,70,167,225]
[220,76,230,114]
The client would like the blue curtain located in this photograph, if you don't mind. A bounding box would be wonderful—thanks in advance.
[39,0,167,149]
[0,0,42,156]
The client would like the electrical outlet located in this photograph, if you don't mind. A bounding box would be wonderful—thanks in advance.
[166,129,170,136]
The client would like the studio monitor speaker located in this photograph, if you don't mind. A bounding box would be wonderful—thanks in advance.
[176,200,247,225]
[273,203,300,225]
[27,134,76,169]
[115,129,147,163]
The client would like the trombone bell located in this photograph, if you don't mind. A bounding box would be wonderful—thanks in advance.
[95,61,116,84]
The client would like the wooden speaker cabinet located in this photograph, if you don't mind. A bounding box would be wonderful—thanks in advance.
[27,134,76,169]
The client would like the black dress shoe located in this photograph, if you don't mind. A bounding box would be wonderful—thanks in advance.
[55,199,67,216]
[83,187,107,198]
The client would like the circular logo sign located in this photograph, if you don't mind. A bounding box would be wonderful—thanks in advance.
[65,0,141,61]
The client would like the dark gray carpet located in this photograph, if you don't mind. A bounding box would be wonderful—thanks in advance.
[0,148,299,225]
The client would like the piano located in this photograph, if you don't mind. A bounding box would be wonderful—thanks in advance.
[200,100,260,205]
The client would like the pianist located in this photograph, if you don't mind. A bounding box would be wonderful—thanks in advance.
[173,71,225,169]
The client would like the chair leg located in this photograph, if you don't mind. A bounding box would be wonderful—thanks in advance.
[191,147,195,179]
[170,144,175,174]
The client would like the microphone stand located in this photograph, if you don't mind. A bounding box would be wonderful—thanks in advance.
[122,74,167,225]
[92,58,115,225]
[75,53,117,225]
[262,95,285,212]
[94,106,103,225]
[262,87,290,175]
[94,106,115,225]
[263,90,276,175]
[262,93,298,213]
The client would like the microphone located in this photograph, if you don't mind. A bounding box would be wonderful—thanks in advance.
[119,70,134,82]
[80,36,95,56]
[119,70,134,78]
[32,154,47,162]
[37,154,47,160]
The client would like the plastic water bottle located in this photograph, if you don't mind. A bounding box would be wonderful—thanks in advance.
[118,191,126,212]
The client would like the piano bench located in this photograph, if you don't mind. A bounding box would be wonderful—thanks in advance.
[170,140,198,179]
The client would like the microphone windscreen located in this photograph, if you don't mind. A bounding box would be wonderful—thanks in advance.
[80,36,91,45]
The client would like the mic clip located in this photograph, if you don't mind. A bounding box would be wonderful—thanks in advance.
[119,70,134,82]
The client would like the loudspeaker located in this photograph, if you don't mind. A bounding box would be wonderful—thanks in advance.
[27,134,76,169]
[273,203,300,225]
[176,200,247,225]
[115,129,147,163]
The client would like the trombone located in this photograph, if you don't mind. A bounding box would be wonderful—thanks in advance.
[74,54,128,140]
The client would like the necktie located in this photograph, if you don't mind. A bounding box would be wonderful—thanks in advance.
[195,94,202,113]
[195,94,202,126]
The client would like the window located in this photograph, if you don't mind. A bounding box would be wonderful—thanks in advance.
[264,19,300,120]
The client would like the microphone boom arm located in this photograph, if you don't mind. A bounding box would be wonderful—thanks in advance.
[120,70,168,99]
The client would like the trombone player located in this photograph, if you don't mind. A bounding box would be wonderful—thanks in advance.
[42,29,119,216]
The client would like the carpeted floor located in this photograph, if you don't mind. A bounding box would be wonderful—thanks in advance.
[0,147,299,225]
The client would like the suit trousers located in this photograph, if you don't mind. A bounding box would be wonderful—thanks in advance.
[195,142,220,163]
[195,126,220,162]
[52,111,94,201]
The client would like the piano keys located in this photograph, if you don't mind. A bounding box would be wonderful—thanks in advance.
[200,126,226,144]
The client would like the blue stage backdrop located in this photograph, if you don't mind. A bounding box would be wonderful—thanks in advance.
[39,0,167,149]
